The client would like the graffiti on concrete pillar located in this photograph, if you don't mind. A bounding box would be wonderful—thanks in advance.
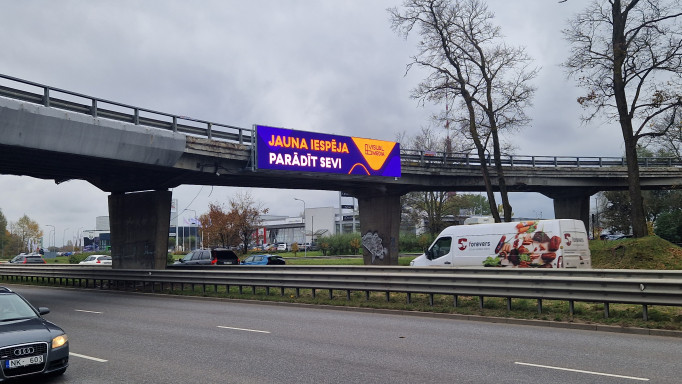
[362,231,387,264]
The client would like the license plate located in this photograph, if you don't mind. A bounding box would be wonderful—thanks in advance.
[5,354,44,369]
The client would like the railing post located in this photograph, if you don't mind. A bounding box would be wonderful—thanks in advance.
[207,123,213,140]
[553,157,557,167]
[91,99,98,118]
[172,116,178,132]
[134,108,139,125]
[43,87,50,107]
[576,157,580,167]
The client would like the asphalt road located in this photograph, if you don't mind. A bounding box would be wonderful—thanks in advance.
[5,284,681,383]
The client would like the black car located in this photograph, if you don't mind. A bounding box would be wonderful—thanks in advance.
[9,254,46,264]
[0,287,69,382]
[174,248,240,265]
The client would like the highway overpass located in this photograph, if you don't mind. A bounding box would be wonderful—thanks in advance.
[2,74,681,268]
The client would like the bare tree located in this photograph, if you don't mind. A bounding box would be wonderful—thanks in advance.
[563,0,682,237]
[389,0,538,222]
[228,191,268,255]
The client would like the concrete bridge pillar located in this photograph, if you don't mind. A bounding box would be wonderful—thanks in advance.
[108,190,171,269]
[543,188,595,232]
[357,192,401,265]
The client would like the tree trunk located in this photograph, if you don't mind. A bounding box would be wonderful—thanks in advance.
[624,137,649,236]
[491,127,512,222]
[612,0,648,237]
[472,140,500,222]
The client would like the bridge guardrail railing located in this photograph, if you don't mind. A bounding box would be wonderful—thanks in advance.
[0,74,253,145]
[400,149,682,169]
[3,73,682,170]
[2,265,681,321]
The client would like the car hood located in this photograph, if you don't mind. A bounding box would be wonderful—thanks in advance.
[1,317,64,346]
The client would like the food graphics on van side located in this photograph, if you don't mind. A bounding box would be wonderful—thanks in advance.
[492,221,562,268]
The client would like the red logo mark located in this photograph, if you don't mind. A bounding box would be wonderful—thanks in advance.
[564,233,572,246]
[458,238,467,251]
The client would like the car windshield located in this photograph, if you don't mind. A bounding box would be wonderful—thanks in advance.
[0,294,39,321]
[180,252,195,262]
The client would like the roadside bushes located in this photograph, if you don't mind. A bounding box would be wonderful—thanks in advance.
[399,233,434,253]
[323,233,361,256]
[69,254,89,264]
[317,232,434,256]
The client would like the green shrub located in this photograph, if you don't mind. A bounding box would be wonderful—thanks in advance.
[69,254,88,264]
[400,233,434,253]
[321,233,362,255]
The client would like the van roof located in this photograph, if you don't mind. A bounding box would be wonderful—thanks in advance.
[439,219,585,236]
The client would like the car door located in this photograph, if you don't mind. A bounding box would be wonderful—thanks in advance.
[425,236,453,266]
[197,250,211,265]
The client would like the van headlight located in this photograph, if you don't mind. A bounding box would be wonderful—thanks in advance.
[52,334,68,349]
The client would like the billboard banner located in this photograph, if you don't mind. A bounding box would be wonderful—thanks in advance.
[255,125,401,177]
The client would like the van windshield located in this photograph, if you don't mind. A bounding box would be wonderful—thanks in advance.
[428,237,452,260]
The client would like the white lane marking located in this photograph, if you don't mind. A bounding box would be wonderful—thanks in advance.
[70,353,108,363]
[515,362,649,381]
[74,309,103,314]
[217,326,270,334]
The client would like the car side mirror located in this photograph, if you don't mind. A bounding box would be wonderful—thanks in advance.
[427,248,437,260]
[38,307,50,315]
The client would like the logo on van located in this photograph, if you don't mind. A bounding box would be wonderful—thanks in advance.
[458,238,467,251]
[564,233,572,246]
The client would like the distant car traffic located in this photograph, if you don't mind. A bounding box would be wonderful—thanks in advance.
[9,254,46,264]
[78,255,112,265]
[0,286,69,381]
[174,248,240,265]
[276,243,288,252]
[240,254,286,266]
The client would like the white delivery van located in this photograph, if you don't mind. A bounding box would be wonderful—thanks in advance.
[410,219,591,269]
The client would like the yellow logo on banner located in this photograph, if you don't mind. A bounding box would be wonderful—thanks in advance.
[351,137,397,171]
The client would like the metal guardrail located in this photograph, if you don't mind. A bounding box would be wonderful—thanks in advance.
[2,73,680,169]
[2,265,681,321]
[0,74,252,145]
[400,149,682,169]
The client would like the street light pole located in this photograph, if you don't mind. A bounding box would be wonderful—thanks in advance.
[293,198,306,257]
[45,225,54,252]
[187,209,197,250]
[62,228,69,250]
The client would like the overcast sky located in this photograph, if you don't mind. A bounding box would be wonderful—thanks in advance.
[0,0,613,247]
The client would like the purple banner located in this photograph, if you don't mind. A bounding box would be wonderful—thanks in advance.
[255,125,401,177]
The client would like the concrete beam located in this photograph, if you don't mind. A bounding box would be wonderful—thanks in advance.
[109,190,171,269]
[357,193,401,265]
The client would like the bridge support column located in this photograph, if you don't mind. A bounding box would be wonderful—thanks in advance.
[109,190,171,270]
[357,193,401,265]
[543,188,595,232]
